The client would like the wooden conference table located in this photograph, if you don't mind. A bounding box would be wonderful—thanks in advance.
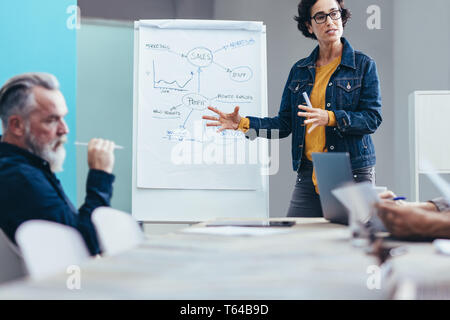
[0,218,449,300]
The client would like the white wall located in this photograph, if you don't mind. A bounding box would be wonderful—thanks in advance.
[393,0,450,199]
[213,0,450,211]
[77,0,450,218]
[78,0,213,20]
[213,0,395,216]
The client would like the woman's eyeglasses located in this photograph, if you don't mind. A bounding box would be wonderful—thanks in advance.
[311,10,342,24]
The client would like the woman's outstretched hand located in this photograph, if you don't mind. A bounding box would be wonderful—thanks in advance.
[202,106,242,133]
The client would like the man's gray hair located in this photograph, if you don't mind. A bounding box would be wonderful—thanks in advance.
[0,73,60,130]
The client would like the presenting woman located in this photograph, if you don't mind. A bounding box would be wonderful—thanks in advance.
[203,0,382,217]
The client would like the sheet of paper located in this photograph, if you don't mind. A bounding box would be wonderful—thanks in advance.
[433,239,450,255]
[181,226,292,237]
[332,182,380,223]
[136,20,265,190]
[206,220,269,226]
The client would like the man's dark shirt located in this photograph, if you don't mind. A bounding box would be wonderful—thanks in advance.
[0,139,115,255]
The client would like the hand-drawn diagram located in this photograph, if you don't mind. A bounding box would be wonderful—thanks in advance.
[136,22,265,191]
[141,37,258,145]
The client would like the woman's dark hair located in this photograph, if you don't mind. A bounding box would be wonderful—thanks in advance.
[294,0,351,40]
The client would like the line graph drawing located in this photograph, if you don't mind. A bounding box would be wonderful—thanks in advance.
[152,60,194,91]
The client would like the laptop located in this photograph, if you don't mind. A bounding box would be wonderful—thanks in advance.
[311,152,386,232]
[311,153,353,224]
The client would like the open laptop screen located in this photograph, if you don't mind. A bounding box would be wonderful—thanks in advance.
[311,152,354,224]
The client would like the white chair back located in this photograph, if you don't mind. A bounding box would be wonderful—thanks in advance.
[92,207,144,256]
[15,220,90,280]
[0,229,27,285]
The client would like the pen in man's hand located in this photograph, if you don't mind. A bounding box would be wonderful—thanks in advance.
[74,142,124,150]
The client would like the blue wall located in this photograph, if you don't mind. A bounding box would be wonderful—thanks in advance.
[77,21,134,210]
[0,0,78,203]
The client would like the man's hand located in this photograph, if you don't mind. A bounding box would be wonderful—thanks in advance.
[378,190,397,200]
[297,105,329,134]
[87,138,115,174]
[202,106,241,133]
[376,201,433,238]
[378,190,438,211]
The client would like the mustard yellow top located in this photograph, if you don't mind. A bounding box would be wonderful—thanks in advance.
[306,56,341,193]
[238,56,341,194]
[238,117,250,132]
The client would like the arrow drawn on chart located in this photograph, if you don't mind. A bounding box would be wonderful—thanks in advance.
[183,109,194,129]
[197,67,202,93]
[213,61,232,73]
[170,104,182,111]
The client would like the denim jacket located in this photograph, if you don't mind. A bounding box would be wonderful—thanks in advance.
[246,37,382,171]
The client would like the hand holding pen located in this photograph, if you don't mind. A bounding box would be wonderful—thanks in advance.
[297,92,330,134]
[75,139,119,174]
[378,190,407,203]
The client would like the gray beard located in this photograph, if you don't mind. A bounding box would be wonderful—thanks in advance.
[24,124,66,173]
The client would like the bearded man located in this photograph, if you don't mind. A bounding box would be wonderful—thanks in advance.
[0,73,116,255]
